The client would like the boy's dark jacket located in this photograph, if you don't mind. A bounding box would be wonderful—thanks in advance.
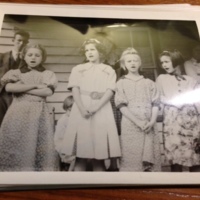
[0,51,20,92]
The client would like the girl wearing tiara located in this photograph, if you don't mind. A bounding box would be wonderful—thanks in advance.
[0,44,58,171]
[115,48,161,171]
[157,50,200,172]
[61,39,121,171]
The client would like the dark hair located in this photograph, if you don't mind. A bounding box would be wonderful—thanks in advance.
[159,50,185,74]
[80,38,106,58]
[21,43,47,63]
[14,29,30,42]
[63,95,74,111]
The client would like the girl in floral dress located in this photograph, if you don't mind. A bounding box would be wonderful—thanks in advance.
[115,48,161,171]
[156,50,200,172]
[60,39,121,171]
[0,44,58,171]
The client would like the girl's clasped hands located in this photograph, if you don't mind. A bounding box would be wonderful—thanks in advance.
[80,103,100,118]
[134,118,154,133]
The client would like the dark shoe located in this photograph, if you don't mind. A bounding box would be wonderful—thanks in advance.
[106,167,119,172]
[61,163,70,171]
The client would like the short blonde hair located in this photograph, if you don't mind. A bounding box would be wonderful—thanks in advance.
[21,43,47,64]
[63,95,74,111]
[120,47,141,70]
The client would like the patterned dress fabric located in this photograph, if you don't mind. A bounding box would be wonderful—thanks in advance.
[0,69,59,171]
[115,75,161,172]
[110,95,122,135]
[61,62,121,160]
[156,74,200,167]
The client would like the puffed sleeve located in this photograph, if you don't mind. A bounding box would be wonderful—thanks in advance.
[0,69,21,88]
[149,80,160,107]
[42,70,58,93]
[106,68,117,92]
[67,65,82,90]
[115,79,128,109]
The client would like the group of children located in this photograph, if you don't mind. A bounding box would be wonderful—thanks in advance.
[0,37,200,172]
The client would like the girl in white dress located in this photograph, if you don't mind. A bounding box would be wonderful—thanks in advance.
[61,39,121,171]
[0,44,58,171]
[115,48,161,171]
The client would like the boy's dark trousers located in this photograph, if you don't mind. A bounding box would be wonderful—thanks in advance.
[0,51,22,126]
[0,90,13,126]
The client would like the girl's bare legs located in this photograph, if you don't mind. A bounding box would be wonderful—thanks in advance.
[74,158,87,171]
[92,159,106,171]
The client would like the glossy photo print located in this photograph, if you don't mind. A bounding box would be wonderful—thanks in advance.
[0,4,200,186]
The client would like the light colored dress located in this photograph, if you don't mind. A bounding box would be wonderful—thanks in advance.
[156,74,200,167]
[0,68,59,171]
[54,112,75,163]
[115,75,161,172]
[54,112,70,154]
[61,62,121,160]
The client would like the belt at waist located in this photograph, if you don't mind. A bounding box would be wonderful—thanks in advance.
[80,90,105,100]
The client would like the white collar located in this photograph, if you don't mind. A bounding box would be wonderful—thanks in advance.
[84,62,107,71]
[11,49,20,60]
[124,75,144,82]
[78,62,110,75]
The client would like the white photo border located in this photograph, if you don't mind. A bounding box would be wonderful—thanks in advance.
[0,3,200,186]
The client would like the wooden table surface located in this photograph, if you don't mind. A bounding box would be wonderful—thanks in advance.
[0,0,200,199]
[0,0,200,5]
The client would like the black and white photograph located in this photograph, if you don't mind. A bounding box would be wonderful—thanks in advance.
[1,4,200,185]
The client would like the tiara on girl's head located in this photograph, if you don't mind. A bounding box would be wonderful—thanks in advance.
[88,38,101,43]
[119,47,139,62]
[114,47,138,65]
[121,48,138,57]
[82,38,101,46]
[162,50,170,53]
